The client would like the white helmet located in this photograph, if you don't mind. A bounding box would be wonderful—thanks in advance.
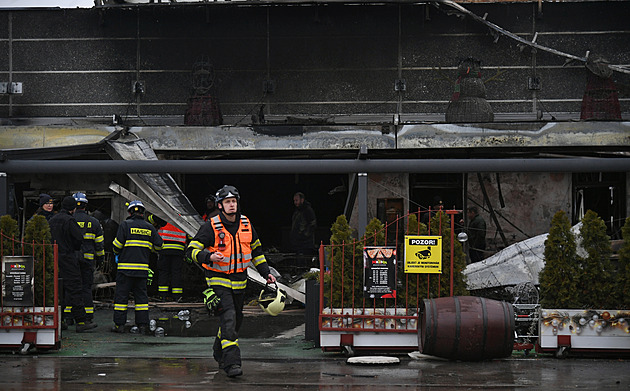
[258,283,286,316]
[127,200,145,214]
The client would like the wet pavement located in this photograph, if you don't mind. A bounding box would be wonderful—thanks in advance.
[1,305,629,390]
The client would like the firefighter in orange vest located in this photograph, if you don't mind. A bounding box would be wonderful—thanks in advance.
[149,214,187,302]
[186,185,276,378]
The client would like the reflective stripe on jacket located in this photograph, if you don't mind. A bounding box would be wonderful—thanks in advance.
[113,215,163,277]
[158,222,187,253]
[75,209,105,261]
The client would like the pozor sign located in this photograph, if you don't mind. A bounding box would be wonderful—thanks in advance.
[404,236,442,274]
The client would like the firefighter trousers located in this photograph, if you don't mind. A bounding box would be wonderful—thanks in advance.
[113,273,150,327]
[212,286,244,369]
[157,252,183,300]
[59,253,87,323]
[63,259,95,321]
[79,259,95,319]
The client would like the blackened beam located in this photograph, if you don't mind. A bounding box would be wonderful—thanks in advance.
[438,0,630,75]
[1,158,629,174]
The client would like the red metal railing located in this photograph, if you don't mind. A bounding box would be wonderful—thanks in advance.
[318,208,462,335]
[0,230,59,333]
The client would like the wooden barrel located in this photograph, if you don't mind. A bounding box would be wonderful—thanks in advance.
[419,296,514,361]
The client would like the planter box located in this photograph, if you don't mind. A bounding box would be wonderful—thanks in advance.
[538,308,630,358]
[319,307,419,353]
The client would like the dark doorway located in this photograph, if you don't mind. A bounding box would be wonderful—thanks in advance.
[409,173,464,212]
[184,173,348,250]
[573,172,626,239]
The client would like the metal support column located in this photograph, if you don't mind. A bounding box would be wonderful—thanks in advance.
[0,173,7,216]
[358,172,367,238]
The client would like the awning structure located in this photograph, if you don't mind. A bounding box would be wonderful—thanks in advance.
[0,127,116,160]
[105,138,204,238]
[103,137,305,303]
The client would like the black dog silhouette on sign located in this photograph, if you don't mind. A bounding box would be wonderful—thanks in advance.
[415,247,431,259]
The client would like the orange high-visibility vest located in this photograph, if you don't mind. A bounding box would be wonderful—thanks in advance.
[202,215,252,274]
[158,223,187,251]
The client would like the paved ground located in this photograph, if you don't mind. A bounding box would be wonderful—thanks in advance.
[1,306,629,390]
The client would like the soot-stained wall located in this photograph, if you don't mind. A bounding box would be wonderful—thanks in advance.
[1,2,628,120]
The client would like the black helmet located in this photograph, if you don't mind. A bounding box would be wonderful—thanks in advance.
[205,194,216,204]
[215,185,240,203]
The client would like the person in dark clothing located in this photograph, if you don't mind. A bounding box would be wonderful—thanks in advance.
[148,214,187,302]
[421,195,444,225]
[202,194,219,221]
[465,206,487,263]
[92,210,120,281]
[290,192,317,255]
[49,195,97,333]
[111,200,163,334]
[33,193,56,221]
[64,192,105,324]
[187,185,276,378]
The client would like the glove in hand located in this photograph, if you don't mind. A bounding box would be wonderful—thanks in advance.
[202,288,220,312]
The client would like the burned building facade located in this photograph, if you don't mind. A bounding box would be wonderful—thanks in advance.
[1,0,629,254]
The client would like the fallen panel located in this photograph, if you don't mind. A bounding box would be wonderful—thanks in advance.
[464,223,583,291]
[105,138,204,237]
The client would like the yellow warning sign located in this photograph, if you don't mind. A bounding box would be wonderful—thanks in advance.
[404,235,442,274]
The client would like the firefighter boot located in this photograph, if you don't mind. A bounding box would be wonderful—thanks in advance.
[110,324,125,333]
[76,321,98,333]
[226,365,243,378]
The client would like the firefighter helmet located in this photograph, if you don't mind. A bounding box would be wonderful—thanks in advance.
[258,283,286,316]
[72,192,88,205]
[127,200,145,214]
[215,185,240,203]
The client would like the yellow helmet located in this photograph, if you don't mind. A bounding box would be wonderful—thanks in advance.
[258,283,286,316]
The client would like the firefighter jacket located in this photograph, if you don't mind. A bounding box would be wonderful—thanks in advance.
[74,209,105,262]
[158,222,187,255]
[113,214,163,277]
[49,210,83,257]
[186,212,270,291]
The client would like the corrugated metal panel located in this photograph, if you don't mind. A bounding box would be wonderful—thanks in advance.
[105,138,204,237]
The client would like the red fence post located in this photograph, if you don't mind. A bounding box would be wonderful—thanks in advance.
[446,210,458,297]
[53,243,59,328]
[318,242,325,331]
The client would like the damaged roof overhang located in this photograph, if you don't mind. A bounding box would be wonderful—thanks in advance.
[0,125,120,160]
[1,121,630,162]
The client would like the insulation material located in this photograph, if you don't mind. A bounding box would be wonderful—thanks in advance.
[347,356,400,365]
[464,223,583,291]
